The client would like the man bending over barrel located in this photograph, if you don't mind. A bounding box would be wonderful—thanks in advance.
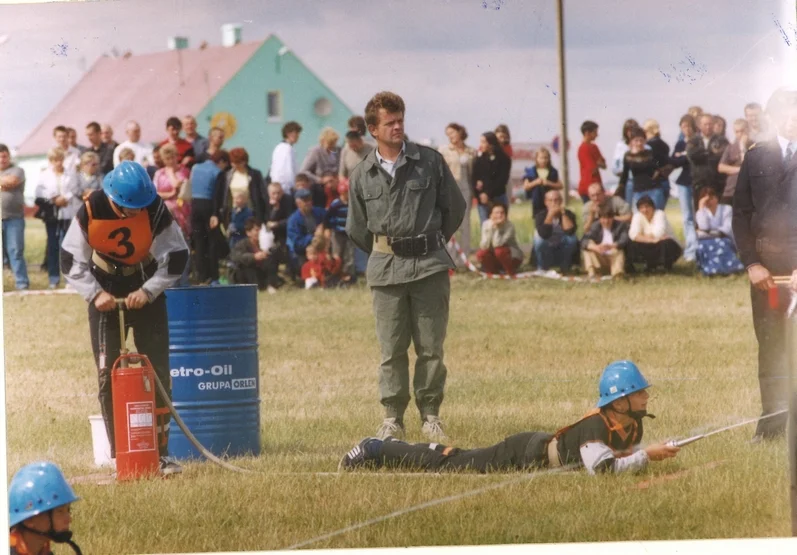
[60,161,189,476]
[339,361,679,474]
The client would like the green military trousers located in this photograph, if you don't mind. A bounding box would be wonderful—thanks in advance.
[371,270,451,421]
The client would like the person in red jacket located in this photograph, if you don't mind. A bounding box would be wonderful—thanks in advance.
[578,120,607,203]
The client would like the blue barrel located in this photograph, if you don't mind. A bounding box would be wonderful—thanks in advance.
[165,285,260,460]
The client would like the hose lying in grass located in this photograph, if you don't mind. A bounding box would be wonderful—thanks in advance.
[151,370,256,475]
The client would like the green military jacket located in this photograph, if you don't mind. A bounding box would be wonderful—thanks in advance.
[346,141,467,286]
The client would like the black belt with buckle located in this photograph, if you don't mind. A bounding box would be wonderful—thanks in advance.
[389,231,445,258]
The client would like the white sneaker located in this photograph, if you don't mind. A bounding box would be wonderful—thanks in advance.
[159,456,183,476]
[267,286,277,295]
[375,417,405,440]
[421,415,448,442]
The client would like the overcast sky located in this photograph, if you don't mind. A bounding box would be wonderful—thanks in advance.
[1,0,796,177]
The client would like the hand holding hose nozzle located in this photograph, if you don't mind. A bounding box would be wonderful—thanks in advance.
[664,409,789,449]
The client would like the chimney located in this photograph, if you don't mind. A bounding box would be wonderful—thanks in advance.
[221,24,242,47]
[168,36,189,50]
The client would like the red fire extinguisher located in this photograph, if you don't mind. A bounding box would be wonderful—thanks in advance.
[111,299,166,481]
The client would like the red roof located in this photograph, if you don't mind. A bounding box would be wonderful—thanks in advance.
[16,39,266,156]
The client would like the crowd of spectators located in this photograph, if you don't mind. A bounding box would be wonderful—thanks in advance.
[0,102,766,290]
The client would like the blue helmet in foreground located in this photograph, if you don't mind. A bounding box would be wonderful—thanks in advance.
[8,461,79,528]
[103,161,157,209]
[597,360,651,408]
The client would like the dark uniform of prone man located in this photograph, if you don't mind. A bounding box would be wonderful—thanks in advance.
[732,86,797,441]
[59,161,189,475]
[346,91,467,442]
[340,361,680,474]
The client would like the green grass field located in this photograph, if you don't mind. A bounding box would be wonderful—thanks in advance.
[3,202,793,554]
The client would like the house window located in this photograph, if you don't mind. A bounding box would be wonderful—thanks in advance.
[267,91,282,122]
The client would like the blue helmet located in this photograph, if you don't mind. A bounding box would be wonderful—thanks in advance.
[103,161,157,209]
[596,360,651,408]
[8,462,79,528]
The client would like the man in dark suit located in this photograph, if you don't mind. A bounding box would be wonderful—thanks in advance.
[733,87,797,441]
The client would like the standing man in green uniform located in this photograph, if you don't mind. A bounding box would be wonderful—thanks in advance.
[346,91,467,441]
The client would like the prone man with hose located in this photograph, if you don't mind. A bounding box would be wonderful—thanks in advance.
[60,160,189,476]
[340,361,680,474]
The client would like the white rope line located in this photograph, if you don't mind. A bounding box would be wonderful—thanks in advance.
[448,237,611,282]
[282,464,577,550]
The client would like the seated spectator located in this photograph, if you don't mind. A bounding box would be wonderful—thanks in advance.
[618,128,665,211]
[264,182,297,275]
[582,182,632,232]
[287,188,326,268]
[228,191,254,249]
[294,172,327,209]
[533,189,579,275]
[301,237,340,289]
[694,186,744,275]
[523,146,563,218]
[477,202,523,275]
[323,179,355,284]
[75,151,103,201]
[627,195,682,272]
[117,147,136,164]
[581,204,629,280]
[229,217,278,293]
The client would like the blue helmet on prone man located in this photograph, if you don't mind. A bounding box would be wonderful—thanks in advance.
[102,160,157,210]
[339,360,678,475]
[8,461,83,555]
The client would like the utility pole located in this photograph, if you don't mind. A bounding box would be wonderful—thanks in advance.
[555,0,570,204]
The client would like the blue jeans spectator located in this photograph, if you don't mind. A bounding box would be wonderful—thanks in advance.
[477,194,508,223]
[533,234,579,273]
[677,184,697,261]
[624,177,635,207]
[2,218,29,290]
[660,180,671,206]
[632,189,665,212]
[44,220,60,287]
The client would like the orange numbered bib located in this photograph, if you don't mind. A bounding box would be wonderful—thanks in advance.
[86,201,153,264]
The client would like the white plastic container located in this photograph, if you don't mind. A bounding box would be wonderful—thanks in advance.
[89,415,113,467]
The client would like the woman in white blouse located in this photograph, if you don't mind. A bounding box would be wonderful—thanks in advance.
[35,147,75,288]
[627,195,682,272]
[694,186,744,275]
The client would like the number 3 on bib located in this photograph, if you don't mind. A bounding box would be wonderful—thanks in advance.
[108,227,135,258]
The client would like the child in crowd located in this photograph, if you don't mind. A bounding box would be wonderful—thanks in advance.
[228,190,254,249]
[523,147,563,218]
[118,147,136,164]
[324,179,355,285]
[301,236,340,289]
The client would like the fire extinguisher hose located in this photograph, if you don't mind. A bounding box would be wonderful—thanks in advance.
[114,299,255,475]
[151,370,256,474]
